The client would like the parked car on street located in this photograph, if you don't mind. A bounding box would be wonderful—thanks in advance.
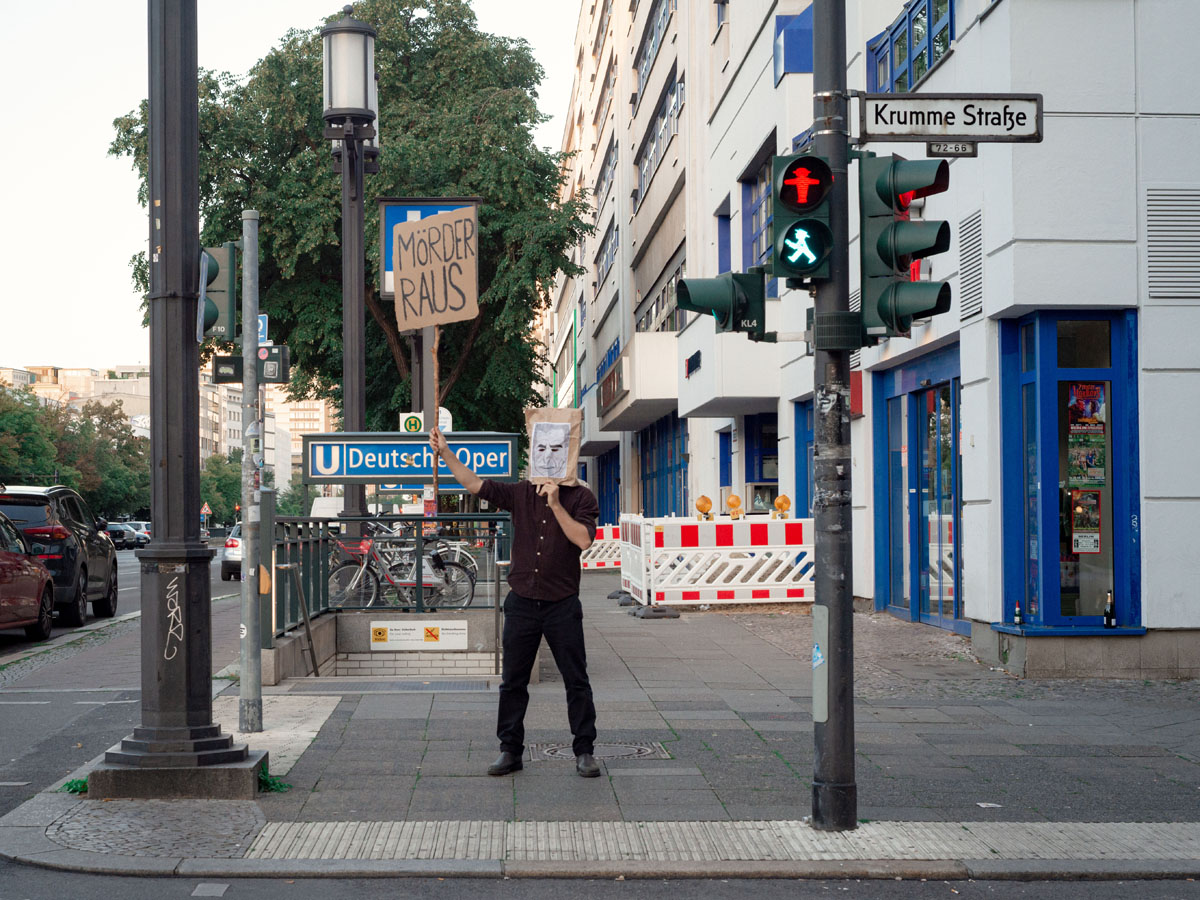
[221,523,242,581]
[105,522,148,549]
[126,521,151,543]
[0,485,119,626]
[0,511,55,641]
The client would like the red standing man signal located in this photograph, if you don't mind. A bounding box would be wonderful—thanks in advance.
[784,166,822,206]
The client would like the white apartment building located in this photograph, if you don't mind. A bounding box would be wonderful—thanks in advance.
[264,387,338,486]
[551,0,1200,676]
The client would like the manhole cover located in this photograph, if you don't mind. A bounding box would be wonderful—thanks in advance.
[527,741,671,761]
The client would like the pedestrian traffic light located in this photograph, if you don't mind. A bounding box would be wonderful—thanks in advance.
[201,242,238,341]
[858,153,952,340]
[771,153,834,280]
[675,267,769,341]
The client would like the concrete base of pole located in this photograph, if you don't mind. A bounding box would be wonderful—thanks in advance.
[103,724,248,767]
[239,698,263,734]
[607,589,627,599]
[88,750,268,800]
[811,781,858,831]
[631,605,681,619]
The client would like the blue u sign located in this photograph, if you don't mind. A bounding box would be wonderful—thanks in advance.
[302,432,517,485]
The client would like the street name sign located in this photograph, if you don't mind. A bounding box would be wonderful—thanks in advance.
[860,93,1043,143]
[302,432,518,485]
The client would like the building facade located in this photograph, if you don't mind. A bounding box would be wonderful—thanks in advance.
[550,0,1200,676]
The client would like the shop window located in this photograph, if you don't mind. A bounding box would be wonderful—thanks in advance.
[1001,311,1140,630]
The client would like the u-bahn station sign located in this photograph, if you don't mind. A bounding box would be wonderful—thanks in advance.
[860,93,1043,143]
[302,432,518,485]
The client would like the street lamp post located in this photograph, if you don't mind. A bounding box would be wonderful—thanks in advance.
[322,4,379,528]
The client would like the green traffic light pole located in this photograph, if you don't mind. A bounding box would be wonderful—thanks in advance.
[809,0,858,831]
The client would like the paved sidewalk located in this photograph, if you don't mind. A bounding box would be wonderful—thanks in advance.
[1,573,1198,879]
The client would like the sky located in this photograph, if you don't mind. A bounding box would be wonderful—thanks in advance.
[0,1,578,372]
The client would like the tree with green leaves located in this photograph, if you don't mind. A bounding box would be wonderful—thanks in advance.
[200,449,243,525]
[0,390,150,517]
[0,389,58,485]
[111,0,590,439]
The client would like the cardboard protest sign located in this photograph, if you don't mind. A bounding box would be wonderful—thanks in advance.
[525,407,581,486]
[391,207,479,331]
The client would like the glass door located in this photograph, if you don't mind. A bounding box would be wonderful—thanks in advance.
[887,395,910,611]
[916,383,961,627]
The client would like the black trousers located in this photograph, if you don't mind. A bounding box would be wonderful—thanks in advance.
[497,590,597,757]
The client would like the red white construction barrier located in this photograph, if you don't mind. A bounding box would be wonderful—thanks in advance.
[619,514,814,606]
[581,524,622,570]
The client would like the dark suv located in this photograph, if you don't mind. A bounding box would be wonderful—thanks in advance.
[0,485,119,626]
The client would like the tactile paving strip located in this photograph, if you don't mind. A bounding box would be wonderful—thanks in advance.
[244,820,1200,862]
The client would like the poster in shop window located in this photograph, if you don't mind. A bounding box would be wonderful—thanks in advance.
[1071,489,1102,554]
[1067,382,1107,488]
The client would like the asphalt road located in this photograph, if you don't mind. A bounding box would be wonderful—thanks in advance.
[1,865,1199,899]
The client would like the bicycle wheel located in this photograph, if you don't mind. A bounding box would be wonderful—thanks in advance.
[328,561,379,607]
[433,561,475,609]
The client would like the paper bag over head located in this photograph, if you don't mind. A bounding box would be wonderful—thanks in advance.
[525,407,581,486]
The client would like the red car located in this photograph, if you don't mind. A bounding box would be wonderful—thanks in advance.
[0,510,54,641]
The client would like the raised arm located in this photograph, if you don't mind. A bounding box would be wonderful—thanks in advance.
[430,427,483,494]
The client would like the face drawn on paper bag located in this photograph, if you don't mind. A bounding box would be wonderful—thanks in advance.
[529,422,570,479]
[524,406,581,486]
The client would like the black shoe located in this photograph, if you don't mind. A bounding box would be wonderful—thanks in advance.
[576,752,600,778]
[487,751,523,776]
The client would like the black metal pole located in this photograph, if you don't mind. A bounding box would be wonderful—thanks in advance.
[107,0,242,768]
[810,0,857,830]
[341,125,367,527]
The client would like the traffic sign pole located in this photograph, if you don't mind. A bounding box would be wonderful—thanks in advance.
[239,208,263,734]
[811,0,857,832]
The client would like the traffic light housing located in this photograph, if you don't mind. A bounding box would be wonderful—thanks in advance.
[858,154,952,340]
[771,153,834,281]
[201,242,238,340]
[676,267,769,341]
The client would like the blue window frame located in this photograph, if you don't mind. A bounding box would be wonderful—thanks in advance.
[867,0,954,93]
[717,211,731,274]
[639,411,688,517]
[597,446,620,526]
[793,400,814,517]
[719,431,732,488]
[999,310,1142,633]
[741,159,778,298]
[743,413,778,484]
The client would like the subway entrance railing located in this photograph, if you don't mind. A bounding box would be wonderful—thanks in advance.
[256,492,512,656]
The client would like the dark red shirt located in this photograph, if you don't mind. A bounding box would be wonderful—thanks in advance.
[477,480,599,601]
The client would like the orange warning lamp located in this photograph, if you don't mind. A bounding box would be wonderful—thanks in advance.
[695,495,713,521]
[773,494,791,520]
[726,493,743,520]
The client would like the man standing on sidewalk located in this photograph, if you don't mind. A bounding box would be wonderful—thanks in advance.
[430,427,602,778]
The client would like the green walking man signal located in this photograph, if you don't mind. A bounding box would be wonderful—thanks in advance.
[772,153,834,281]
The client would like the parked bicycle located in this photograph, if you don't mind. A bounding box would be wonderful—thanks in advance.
[366,520,480,583]
[328,526,474,610]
